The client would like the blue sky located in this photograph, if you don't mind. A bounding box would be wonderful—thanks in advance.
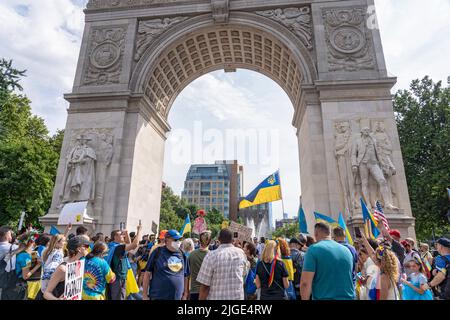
[0,0,449,224]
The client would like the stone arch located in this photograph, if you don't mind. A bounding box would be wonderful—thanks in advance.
[131,12,318,117]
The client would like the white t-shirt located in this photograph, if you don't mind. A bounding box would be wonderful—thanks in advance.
[0,241,18,272]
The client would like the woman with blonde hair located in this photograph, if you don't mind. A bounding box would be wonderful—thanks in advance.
[38,234,66,298]
[361,234,400,300]
[255,240,289,300]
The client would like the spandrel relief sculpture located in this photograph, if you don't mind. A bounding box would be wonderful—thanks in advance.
[60,135,97,203]
[351,127,399,211]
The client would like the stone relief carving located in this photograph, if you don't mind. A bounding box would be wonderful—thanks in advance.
[87,0,187,10]
[211,0,230,24]
[322,7,376,72]
[83,26,127,86]
[334,120,399,214]
[134,17,189,61]
[59,129,115,208]
[256,7,313,50]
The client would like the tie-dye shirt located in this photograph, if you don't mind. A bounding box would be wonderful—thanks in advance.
[82,256,116,300]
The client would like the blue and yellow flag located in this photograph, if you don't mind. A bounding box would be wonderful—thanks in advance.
[298,206,308,234]
[338,212,354,246]
[239,171,282,209]
[50,225,61,236]
[180,214,192,236]
[313,212,340,228]
[360,198,380,239]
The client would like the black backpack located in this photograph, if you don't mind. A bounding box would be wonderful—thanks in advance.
[439,256,450,300]
[291,250,304,289]
[0,245,24,300]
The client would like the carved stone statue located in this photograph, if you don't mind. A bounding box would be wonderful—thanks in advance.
[334,121,356,213]
[373,121,397,203]
[351,127,398,210]
[60,135,97,203]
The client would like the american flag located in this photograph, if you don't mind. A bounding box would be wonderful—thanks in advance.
[373,201,390,230]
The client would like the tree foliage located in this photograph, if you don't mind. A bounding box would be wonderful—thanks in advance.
[271,222,299,239]
[393,76,450,240]
[0,59,61,229]
[159,187,227,238]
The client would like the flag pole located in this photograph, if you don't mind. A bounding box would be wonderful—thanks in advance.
[277,169,286,217]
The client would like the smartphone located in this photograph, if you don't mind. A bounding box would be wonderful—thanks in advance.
[120,222,125,232]
[354,227,362,238]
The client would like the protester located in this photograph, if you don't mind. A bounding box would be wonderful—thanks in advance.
[300,223,355,300]
[402,239,421,274]
[197,229,249,300]
[14,231,42,300]
[39,234,66,297]
[420,243,434,267]
[357,246,380,300]
[76,226,89,237]
[380,226,405,266]
[401,258,433,300]
[186,231,212,300]
[423,237,450,300]
[255,240,289,300]
[361,234,400,300]
[278,238,296,300]
[305,235,316,249]
[243,241,258,300]
[142,230,188,300]
[83,242,116,300]
[333,227,358,288]
[256,237,266,260]
[0,226,19,300]
[106,223,142,300]
[289,237,305,300]
[35,234,51,257]
[43,236,89,300]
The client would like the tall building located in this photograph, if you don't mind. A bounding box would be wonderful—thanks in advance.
[181,160,243,220]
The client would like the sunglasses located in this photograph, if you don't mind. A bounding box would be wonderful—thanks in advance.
[82,244,90,249]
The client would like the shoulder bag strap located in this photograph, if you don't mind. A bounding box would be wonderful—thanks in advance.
[261,260,285,291]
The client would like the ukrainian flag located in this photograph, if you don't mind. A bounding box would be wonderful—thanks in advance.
[239,171,282,209]
[180,214,192,236]
[338,212,354,246]
[298,206,309,234]
[360,198,380,239]
[313,212,340,228]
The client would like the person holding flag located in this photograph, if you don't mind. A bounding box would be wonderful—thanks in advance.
[360,198,380,239]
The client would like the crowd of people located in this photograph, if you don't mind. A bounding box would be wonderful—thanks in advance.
[0,220,449,301]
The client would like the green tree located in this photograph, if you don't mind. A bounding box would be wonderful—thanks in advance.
[0,59,61,229]
[393,76,450,240]
[271,222,299,239]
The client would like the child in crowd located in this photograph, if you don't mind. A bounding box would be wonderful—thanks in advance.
[401,258,433,300]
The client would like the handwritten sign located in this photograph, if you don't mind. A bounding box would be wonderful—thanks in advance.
[58,201,88,225]
[229,221,253,243]
[64,260,85,300]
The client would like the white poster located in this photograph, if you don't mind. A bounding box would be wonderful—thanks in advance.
[63,260,85,300]
[57,201,89,225]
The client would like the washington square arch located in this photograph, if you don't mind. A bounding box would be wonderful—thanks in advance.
[40,0,417,239]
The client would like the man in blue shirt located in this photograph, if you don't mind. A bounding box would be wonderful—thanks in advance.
[142,230,189,300]
[333,227,358,287]
[424,237,450,300]
[300,223,355,300]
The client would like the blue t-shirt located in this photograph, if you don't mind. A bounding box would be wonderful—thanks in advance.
[435,254,450,273]
[338,241,358,286]
[145,247,189,300]
[15,252,32,279]
[303,240,355,300]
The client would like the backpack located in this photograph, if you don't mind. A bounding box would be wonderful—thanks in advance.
[0,246,25,300]
[439,256,450,300]
[245,263,257,295]
[292,250,304,289]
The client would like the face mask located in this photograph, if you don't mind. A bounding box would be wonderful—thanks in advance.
[170,240,181,251]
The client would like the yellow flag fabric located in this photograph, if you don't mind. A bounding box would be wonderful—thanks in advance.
[125,268,139,297]
[282,258,295,281]
[27,280,41,300]
[239,171,282,209]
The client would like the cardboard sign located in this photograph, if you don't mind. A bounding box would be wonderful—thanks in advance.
[64,260,85,300]
[58,201,89,225]
[229,221,253,243]
[152,221,158,234]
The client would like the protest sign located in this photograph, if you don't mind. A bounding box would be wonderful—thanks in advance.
[229,221,253,243]
[193,216,207,235]
[64,260,85,300]
[58,201,90,225]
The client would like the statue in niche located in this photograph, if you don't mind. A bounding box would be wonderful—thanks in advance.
[60,135,97,203]
[351,127,399,211]
[372,121,397,205]
[334,121,357,214]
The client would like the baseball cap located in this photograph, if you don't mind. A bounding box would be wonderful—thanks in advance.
[158,229,168,239]
[436,237,450,248]
[289,238,302,245]
[67,235,90,251]
[389,229,401,239]
[401,240,409,247]
[165,230,182,240]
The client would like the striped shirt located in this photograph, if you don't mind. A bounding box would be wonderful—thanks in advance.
[196,244,249,300]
